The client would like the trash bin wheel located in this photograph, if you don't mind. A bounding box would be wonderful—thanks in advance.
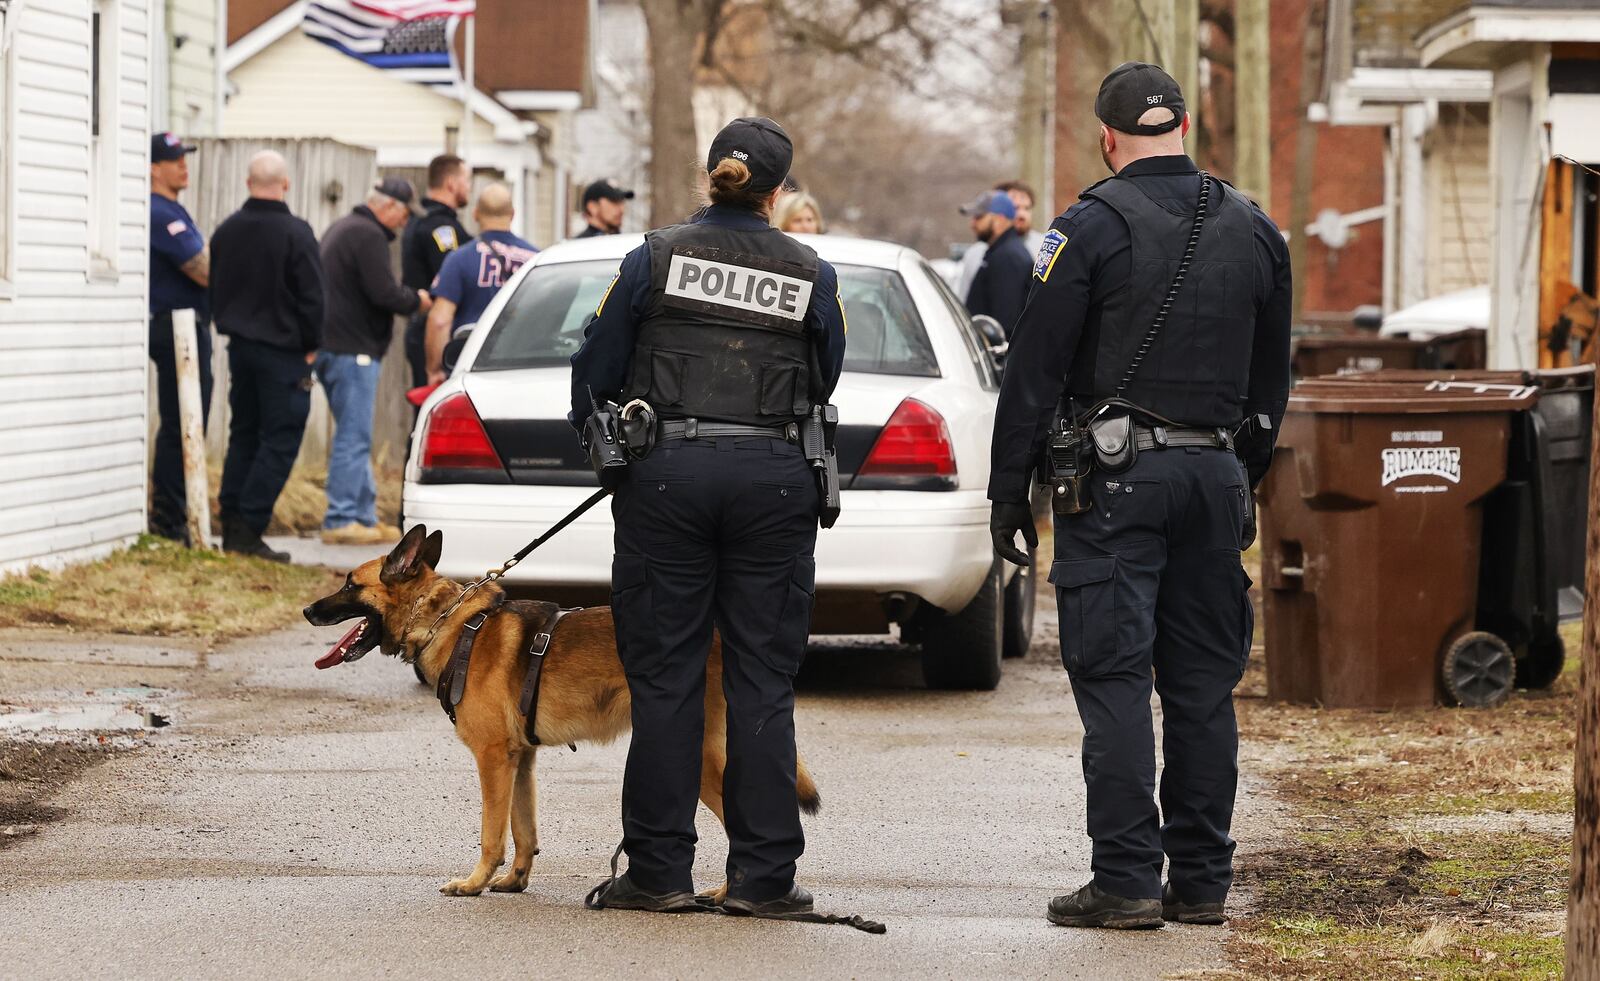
[1514,635,1567,691]
[1442,631,1515,708]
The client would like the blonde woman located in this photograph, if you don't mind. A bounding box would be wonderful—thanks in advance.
[772,190,825,234]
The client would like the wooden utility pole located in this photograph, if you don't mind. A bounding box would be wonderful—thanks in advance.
[1173,0,1198,156]
[1569,341,1600,976]
[1009,0,1057,218]
[171,309,212,549]
[1234,0,1271,212]
[1287,0,1326,324]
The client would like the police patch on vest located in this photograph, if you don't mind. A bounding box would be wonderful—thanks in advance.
[1034,229,1067,282]
[663,251,815,327]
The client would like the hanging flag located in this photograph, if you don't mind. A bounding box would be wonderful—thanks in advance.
[303,0,477,87]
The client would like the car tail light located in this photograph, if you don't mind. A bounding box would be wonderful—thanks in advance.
[421,392,504,471]
[858,398,957,480]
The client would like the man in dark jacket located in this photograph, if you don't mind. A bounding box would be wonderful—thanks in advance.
[315,176,430,545]
[401,154,472,387]
[210,150,325,562]
[961,189,1033,335]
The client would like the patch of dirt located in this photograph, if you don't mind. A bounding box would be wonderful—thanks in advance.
[0,740,124,849]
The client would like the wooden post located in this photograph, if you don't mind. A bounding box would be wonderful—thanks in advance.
[1234,0,1271,212]
[1569,310,1600,978]
[170,309,212,549]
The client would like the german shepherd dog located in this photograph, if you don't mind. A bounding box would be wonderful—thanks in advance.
[303,524,822,899]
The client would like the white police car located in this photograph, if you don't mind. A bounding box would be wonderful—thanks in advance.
[402,233,1035,690]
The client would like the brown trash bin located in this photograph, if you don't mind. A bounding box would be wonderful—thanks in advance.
[1291,335,1425,378]
[1259,380,1538,708]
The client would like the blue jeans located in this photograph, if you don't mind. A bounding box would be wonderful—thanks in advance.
[314,351,381,529]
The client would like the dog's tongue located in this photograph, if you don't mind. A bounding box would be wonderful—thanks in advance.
[315,620,367,669]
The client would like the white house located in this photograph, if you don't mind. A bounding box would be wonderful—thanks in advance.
[221,0,595,247]
[0,0,154,574]
[150,0,223,136]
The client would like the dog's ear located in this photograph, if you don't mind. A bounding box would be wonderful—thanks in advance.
[381,525,429,585]
[420,530,443,570]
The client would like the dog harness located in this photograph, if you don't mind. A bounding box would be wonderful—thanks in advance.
[433,594,576,748]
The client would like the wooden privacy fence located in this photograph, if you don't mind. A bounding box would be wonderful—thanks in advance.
[150,137,420,480]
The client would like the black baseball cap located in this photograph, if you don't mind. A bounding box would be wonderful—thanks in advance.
[1095,61,1186,136]
[151,132,196,163]
[706,117,792,194]
[373,176,416,207]
[581,179,635,206]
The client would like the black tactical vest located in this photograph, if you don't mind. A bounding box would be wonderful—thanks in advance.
[1078,174,1256,426]
[624,219,820,426]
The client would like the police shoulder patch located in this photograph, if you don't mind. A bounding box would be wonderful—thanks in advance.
[432,226,459,251]
[1034,229,1067,282]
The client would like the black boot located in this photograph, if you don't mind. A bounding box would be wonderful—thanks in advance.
[722,884,814,917]
[222,515,290,564]
[1162,883,1227,925]
[1046,881,1163,929]
[585,872,701,913]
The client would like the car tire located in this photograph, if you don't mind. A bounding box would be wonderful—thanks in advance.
[920,560,1004,691]
[1002,546,1037,660]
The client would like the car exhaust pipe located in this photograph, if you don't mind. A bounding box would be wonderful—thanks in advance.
[881,591,920,626]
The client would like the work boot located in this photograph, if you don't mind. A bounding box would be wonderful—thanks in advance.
[321,523,372,546]
[222,515,291,564]
[1046,881,1163,929]
[1162,883,1227,925]
[585,872,701,914]
[721,884,814,918]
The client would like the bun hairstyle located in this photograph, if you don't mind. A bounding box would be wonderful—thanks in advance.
[707,157,774,214]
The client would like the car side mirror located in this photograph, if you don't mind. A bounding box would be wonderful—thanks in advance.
[972,314,1008,368]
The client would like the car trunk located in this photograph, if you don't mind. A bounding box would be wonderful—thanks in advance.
[461,367,932,486]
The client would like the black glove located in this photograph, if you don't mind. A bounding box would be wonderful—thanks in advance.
[990,501,1038,567]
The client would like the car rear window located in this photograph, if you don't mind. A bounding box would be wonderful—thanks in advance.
[471,258,939,378]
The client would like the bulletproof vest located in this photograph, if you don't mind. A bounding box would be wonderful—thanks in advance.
[625,220,820,426]
[1078,174,1256,427]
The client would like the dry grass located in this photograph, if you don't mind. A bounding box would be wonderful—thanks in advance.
[1228,619,1580,978]
[0,536,339,642]
[204,461,403,537]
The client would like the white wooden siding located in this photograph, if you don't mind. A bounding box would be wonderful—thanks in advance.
[163,0,216,134]
[0,0,151,574]
[224,30,498,147]
[1426,104,1492,297]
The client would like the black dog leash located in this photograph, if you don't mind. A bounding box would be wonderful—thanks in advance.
[412,487,612,659]
[585,843,887,935]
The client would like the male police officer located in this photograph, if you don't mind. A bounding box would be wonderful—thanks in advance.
[148,132,212,544]
[573,179,633,238]
[989,63,1291,929]
[570,117,846,917]
[402,154,472,387]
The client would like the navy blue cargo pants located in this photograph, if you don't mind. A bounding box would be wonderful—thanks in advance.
[219,337,314,536]
[1050,445,1253,903]
[609,435,818,902]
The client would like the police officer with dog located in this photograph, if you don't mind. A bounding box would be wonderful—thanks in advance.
[570,117,846,918]
[988,63,1292,929]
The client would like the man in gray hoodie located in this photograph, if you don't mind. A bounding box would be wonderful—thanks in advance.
[314,177,432,545]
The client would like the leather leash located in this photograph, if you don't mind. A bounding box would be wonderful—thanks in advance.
[584,842,887,935]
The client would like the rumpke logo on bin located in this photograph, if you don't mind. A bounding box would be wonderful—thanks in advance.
[1380,445,1462,489]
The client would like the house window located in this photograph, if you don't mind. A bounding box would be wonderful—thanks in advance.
[87,0,118,279]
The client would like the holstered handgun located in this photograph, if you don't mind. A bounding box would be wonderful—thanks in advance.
[802,404,841,529]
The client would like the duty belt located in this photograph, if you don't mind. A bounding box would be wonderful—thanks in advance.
[657,418,800,443]
[1134,424,1234,453]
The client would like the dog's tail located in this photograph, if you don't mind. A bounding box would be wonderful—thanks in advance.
[796,757,822,815]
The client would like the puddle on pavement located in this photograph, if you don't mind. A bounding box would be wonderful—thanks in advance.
[0,687,179,744]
